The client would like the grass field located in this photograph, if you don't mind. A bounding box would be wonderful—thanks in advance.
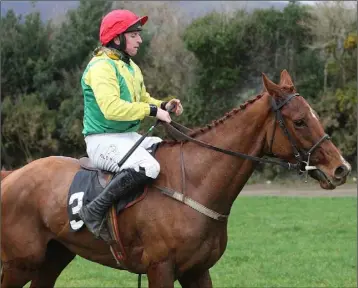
[55,196,356,287]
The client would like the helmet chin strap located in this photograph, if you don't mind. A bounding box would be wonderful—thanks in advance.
[106,35,131,64]
[118,34,126,51]
[106,34,127,53]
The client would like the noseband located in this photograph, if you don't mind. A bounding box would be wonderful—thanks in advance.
[268,93,330,177]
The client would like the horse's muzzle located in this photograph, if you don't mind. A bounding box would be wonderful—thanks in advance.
[309,164,350,190]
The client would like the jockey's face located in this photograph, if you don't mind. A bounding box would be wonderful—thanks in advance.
[124,32,142,56]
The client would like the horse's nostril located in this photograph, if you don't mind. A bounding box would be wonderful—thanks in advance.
[334,165,350,179]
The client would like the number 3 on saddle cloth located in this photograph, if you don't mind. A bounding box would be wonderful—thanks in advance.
[67,144,159,250]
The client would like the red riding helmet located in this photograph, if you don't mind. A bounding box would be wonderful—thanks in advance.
[99,10,148,46]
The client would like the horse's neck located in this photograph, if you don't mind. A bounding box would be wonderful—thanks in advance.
[183,94,271,215]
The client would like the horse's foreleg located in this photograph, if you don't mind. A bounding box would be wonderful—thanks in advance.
[147,260,175,288]
[29,240,75,288]
[178,270,213,288]
[1,263,33,288]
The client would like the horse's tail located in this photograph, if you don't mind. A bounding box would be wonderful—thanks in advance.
[1,170,13,181]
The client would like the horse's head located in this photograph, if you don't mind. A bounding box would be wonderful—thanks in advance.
[262,70,351,190]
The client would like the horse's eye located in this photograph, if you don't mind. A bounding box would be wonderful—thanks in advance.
[294,119,306,128]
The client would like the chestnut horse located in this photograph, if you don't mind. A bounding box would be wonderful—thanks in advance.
[1,71,351,287]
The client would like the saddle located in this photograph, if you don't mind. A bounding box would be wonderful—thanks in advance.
[79,157,112,188]
[67,157,149,268]
[67,121,193,267]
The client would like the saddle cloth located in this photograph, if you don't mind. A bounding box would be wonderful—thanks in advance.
[66,122,192,265]
[67,143,159,232]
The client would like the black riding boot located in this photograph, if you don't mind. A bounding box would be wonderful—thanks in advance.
[78,168,149,238]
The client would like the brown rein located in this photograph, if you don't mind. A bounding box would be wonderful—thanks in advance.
[160,121,299,170]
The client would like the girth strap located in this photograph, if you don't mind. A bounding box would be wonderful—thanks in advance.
[154,185,229,222]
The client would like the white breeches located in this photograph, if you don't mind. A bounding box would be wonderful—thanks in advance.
[84,132,162,179]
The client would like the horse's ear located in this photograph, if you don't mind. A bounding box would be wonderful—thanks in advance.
[262,73,281,96]
[279,69,295,88]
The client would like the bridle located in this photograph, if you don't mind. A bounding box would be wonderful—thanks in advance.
[150,92,331,224]
[160,92,330,176]
[268,92,330,177]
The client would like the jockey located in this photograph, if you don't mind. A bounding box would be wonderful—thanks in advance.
[78,9,183,237]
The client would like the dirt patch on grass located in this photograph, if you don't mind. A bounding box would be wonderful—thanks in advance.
[241,183,357,197]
